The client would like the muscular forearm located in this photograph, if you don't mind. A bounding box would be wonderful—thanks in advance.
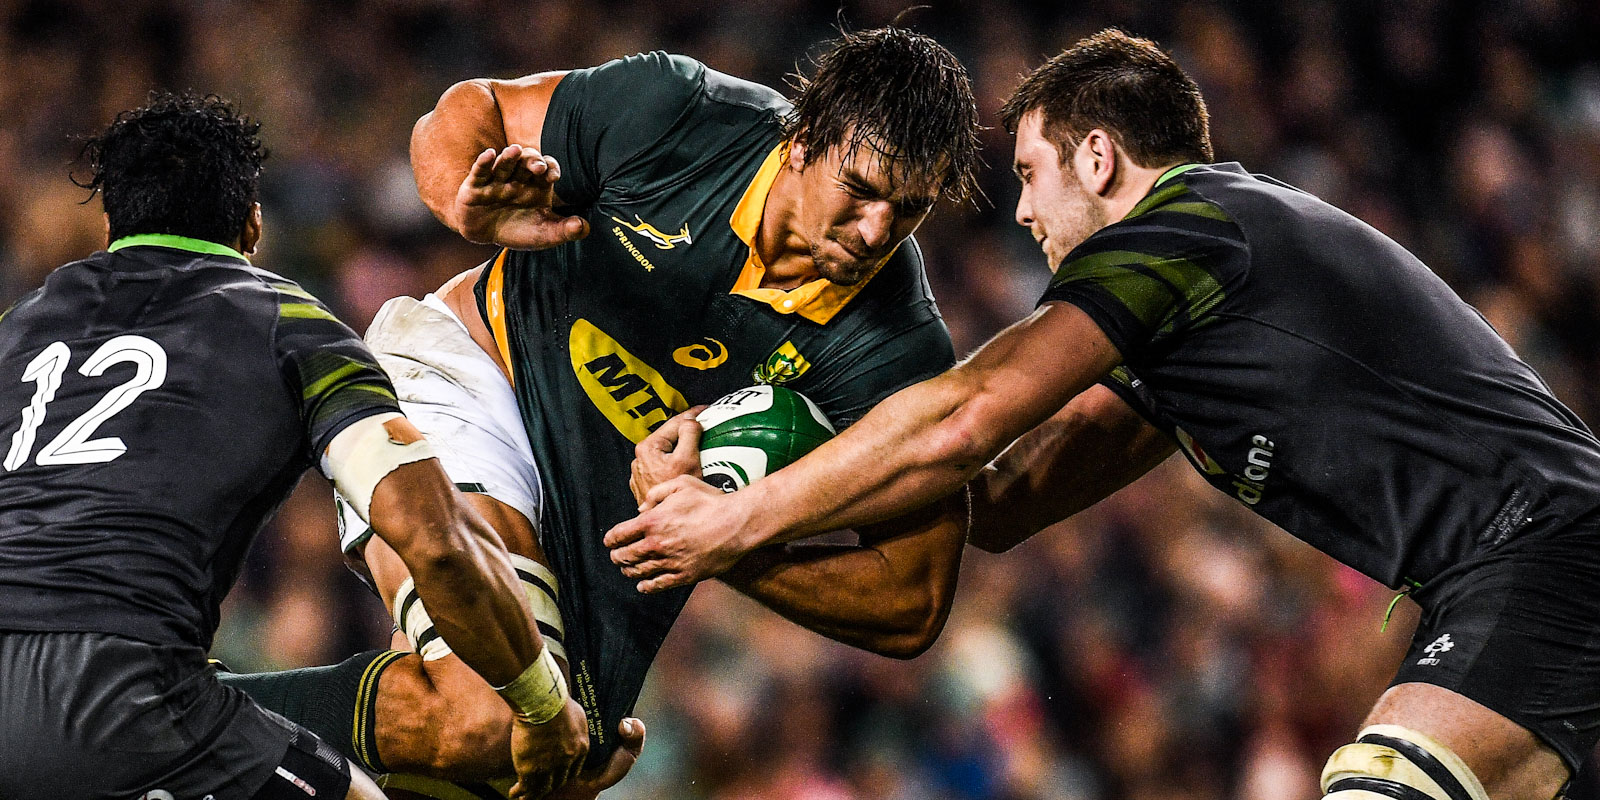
[724,304,1121,552]
[721,498,964,659]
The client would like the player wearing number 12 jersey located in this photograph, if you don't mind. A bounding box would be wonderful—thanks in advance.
[0,93,584,799]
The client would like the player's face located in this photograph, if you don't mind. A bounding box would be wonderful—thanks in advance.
[794,137,939,286]
[1013,113,1108,271]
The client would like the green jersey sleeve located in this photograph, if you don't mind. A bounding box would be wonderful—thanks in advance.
[1038,180,1247,363]
[543,51,708,209]
[268,281,399,455]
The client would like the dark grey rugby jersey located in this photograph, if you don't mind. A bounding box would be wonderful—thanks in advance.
[1042,163,1600,588]
[0,235,398,650]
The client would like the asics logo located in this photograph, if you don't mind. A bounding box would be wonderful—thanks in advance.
[673,338,728,370]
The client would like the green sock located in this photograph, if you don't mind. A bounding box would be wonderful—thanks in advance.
[218,649,407,772]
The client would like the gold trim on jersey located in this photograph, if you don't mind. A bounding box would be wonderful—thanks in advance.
[486,251,515,385]
[727,143,888,325]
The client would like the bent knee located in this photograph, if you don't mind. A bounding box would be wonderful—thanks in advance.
[377,656,513,778]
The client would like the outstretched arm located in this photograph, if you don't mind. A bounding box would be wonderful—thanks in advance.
[607,300,1122,592]
[411,72,588,248]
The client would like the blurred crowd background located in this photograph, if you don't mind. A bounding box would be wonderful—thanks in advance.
[3,0,1599,798]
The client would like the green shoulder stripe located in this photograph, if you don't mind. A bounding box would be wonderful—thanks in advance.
[302,359,369,402]
[279,302,341,322]
[1157,201,1231,222]
[270,282,319,302]
[1055,249,1225,333]
[1125,181,1191,219]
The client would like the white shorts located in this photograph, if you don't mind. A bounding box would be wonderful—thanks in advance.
[336,294,542,553]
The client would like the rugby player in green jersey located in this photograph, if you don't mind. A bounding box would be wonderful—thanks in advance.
[612,30,1600,800]
[225,26,980,797]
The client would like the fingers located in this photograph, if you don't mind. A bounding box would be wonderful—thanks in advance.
[470,144,565,189]
[636,573,688,594]
[603,516,644,550]
[673,416,703,457]
[592,718,645,787]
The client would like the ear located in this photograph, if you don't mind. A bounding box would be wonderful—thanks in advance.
[101,213,111,247]
[239,203,263,255]
[787,138,808,171]
[1078,129,1119,196]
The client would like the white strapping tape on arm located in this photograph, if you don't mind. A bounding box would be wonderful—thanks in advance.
[323,412,437,523]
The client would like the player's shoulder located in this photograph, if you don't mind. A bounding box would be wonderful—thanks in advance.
[1061,165,1250,276]
[562,50,787,120]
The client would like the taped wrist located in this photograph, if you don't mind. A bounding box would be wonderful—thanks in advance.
[323,412,436,522]
[496,646,570,724]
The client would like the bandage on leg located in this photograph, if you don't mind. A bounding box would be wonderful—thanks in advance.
[391,554,566,664]
[1321,724,1490,800]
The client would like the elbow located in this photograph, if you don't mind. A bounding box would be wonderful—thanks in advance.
[871,563,957,660]
[872,593,950,660]
[926,396,1009,477]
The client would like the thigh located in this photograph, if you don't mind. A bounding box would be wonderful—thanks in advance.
[1379,523,1600,793]
[338,295,543,557]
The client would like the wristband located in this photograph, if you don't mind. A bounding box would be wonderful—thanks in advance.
[494,647,569,724]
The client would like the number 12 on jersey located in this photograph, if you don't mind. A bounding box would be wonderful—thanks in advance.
[4,336,168,470]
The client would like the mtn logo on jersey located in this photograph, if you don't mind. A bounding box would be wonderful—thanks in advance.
[569,319,688,443]
[673,338,728,370]
[611,214,692,249]
[753,341,811,385]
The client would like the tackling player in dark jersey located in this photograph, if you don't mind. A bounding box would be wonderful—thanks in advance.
[227,26,979,795]
[612,30,1600,800]
[0,93,588,800]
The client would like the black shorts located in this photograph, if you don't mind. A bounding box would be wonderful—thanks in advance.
[1392,511,1600,773]
[0,631,350,800]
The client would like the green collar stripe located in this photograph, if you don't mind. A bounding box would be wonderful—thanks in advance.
[1155,163,1203,187]
[109,234,249,263]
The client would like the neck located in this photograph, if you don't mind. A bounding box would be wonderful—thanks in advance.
[1104,160,1188,221]
[753,164,822,290]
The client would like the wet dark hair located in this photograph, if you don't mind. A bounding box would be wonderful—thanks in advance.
[1000,29,1213,167]
[75,91,266,244]
[784,26,981,204]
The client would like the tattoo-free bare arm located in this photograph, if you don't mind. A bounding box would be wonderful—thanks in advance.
[721,495,966,659]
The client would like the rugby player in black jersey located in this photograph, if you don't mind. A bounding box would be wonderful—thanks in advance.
[223,27,979,796]
[612,30,1600,800]
[0,93,591,800]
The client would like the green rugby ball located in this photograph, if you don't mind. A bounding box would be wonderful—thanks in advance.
[696,385,836,492]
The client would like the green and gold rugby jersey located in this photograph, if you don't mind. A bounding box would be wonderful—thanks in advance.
[1042,163,1600,589]
[0,235,398,650]
[475,52,954,756]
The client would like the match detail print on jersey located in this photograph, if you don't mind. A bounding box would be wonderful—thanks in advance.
[569,318,688,443]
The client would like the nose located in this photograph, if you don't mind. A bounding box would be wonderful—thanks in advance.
[858,201,895,250]
[1015,185,1033,228]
